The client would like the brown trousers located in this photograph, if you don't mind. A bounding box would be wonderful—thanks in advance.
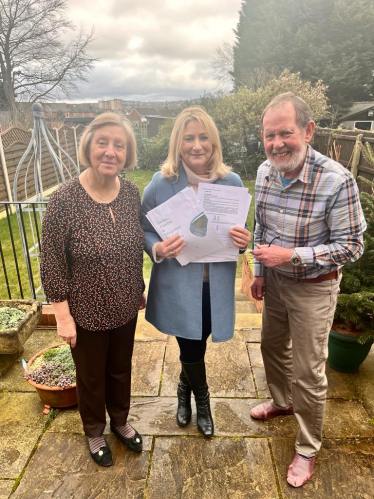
[71,315,138,437]
[261,268,341,456]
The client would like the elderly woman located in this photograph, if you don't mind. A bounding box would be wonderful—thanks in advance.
[41,113,145,467]
[142,106,251,437]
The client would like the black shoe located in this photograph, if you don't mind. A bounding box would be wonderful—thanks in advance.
[177,369,192,427]
[182,358,214,438]
[88,441,113,467]
[110,423,143,453]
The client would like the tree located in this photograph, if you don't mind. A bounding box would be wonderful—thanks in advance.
[0,0,95,119]
[211,42,234,88]
[232,0,374,108]
[213,70,328,175]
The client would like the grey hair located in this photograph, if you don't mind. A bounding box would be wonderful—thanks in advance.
[260,92,314,130]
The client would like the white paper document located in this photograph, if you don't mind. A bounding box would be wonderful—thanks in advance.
[193,184,252,263]
[146,187,225,266]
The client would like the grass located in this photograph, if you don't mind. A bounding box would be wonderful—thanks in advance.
[0,170,255,298]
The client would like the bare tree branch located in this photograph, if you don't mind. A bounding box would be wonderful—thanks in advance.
[211,42,234,87]
[0,0,96,117]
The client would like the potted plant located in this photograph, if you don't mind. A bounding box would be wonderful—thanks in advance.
[24,343,77,414]
[0,300,41,376]
[328,142,374,372]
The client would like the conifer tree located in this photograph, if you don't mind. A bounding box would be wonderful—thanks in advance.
[232,0,374,108]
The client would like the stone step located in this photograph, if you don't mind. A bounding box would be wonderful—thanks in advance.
[236,301,257,313]
[235,313,262,329]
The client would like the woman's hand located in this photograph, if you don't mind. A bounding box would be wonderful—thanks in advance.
[56,315,77,348]
[52,301,77,348]
[229,226,251,249]
[155,234,186,259]
[139,293,147,310]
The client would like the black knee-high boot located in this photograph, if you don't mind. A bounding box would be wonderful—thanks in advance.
[181,358,214,438]
[177,369,192,427]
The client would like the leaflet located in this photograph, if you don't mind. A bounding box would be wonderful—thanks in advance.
[192,184,251,263]
[146,187,225,266]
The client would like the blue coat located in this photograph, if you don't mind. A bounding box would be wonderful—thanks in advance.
[141,168,245,342]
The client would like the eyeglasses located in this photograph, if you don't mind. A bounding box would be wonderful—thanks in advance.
[268,236,280,247]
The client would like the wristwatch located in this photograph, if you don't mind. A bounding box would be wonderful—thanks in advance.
[290,249,301,266]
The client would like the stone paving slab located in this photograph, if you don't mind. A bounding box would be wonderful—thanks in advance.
[271,437,374,499]
[127,397,298,437]
[132,340,165,396]
[238,328,261,342]
[147,437,279,499]
[48,406,151,440]
[0,393,47,478]
[325,365,358,399]
[11,433,150,499]
[247,345,360,401]
[235,290,250,301]
[236,300,257,313]
[247,343,271,399]
[235,313,262,329]
[0,481,14,499]
[135,313,167,341]
[0,329,60,392]
[0,352,21,378]
[48,407,83,434]
[324,400,374,438]
[161,336,256,398]
[122,397,374,440]
[352,348,374,418]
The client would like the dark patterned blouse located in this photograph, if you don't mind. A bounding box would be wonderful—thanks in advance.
[41,176,144,331]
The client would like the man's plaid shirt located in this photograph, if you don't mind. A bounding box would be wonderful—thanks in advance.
[253,145,367,278]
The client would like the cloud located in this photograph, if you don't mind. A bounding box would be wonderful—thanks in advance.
[66,0,242,101]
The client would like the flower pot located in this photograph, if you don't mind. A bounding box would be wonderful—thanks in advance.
[25,343,77,414]
[0,300,42,377]
[327,326,374,373]
[0,300,42,354]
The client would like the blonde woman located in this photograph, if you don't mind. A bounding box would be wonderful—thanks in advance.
[142,107,251,437]
[41,113,145,466]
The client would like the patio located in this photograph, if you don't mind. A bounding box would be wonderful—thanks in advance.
[0,280,373,498]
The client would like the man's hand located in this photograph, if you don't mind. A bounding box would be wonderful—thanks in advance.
[250,276,266,301]
[252,244,293,268]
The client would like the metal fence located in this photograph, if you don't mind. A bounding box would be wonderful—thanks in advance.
[0,201,47,301]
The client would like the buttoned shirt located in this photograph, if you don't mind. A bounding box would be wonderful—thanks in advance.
[253,146,367,278]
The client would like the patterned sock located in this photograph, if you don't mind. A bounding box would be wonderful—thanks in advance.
[88,436,106,454]
[115,423,136,438]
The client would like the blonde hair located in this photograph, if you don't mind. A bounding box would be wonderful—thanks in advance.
[161,106,231,178]
[79,112,137,170]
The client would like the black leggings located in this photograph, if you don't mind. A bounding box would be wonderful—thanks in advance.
[176,282,212,363]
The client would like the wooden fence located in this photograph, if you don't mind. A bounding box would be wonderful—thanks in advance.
[0,124,85,210]
[313,127,374,193]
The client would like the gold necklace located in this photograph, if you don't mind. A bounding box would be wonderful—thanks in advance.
[86,170,118,203]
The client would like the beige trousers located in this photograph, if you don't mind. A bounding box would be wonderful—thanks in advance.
[261,268,341,457]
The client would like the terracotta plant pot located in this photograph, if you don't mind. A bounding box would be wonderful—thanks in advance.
[25,343,77,414]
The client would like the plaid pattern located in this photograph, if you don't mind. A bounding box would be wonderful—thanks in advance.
[254,146,367,278]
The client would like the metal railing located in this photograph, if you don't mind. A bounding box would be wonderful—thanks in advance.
[0,200,48,301]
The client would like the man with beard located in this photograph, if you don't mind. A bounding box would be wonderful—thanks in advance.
[250,92,366,488]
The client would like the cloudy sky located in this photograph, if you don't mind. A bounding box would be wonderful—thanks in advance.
[67,0,242,102]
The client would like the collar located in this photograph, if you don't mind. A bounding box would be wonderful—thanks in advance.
[182,161,219,185]
[265,145,314,185]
